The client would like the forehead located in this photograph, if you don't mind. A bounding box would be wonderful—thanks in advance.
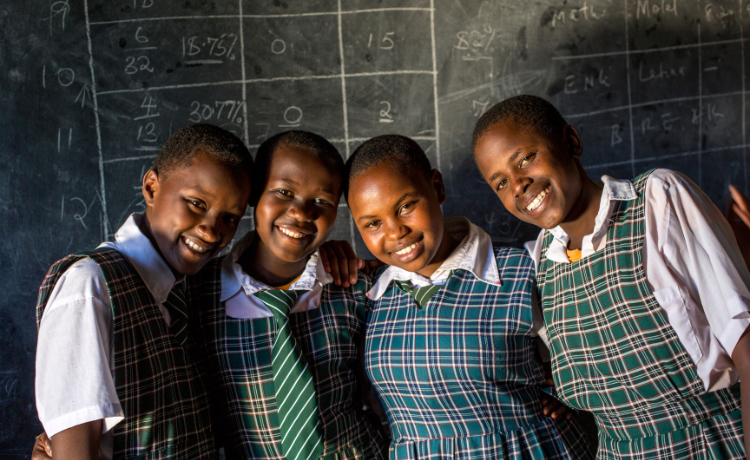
[348,161,430,211]
[268,144,341,189]
[166,152,243,187]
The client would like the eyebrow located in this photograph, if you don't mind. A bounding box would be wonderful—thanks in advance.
[488,148,524,183]
[191,185,216,200]
[356,192,417,222]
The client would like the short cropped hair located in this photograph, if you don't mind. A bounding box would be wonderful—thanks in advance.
[153,124,253,179]
[345,134,432,200]
[471,95,568,151]
[252,131,344,202]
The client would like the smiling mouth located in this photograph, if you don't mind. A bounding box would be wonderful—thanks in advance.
[526,185,551,212]
[278,226,313,239]
[391,237,423,262]
[183,236,212,254]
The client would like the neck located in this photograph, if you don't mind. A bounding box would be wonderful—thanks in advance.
[559,172,603,251]
[239,237,309,287]
[139,212,180,277]
[416,230,460,278]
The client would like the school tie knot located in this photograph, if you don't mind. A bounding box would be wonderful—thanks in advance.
[252,289,323,460]
[162,282,189,347]
[253,289,300,324]
[393,271,454,309]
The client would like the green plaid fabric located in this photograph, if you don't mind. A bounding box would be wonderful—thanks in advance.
[254,290,324,460]
[367,247,594,459]
[537,170,744,458]
[187,258,388,460]
[392,272,454,309]
[163,283,189,347]
[36,249,216,459]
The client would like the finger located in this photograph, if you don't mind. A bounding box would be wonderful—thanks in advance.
[357,259,364,270]
[42,433,52,456]
[319,247,331,272]
[733,203,750,229]
[333,245,351,288]
[552,406,568,420]
[328,250,342,286]
[344,244,359,285]
[730,185,750,214]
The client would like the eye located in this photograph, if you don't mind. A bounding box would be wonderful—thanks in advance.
[398,200,417,215]
[274,189,293,198]
[496,179,508,191]
[314,198,334,208]
[187,199,206,210]
[519,153,536,168]
[363,220,381,229]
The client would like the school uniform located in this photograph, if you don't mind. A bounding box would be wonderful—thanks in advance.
[187,231,388,459]
[35,213,215,460]
[365,217,592,459]
[530,169,750,458]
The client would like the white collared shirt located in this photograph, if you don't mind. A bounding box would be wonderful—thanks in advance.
[367,217,500,300]
[36,214,180,460]
[220,231,334,318]
[526,169,750,392]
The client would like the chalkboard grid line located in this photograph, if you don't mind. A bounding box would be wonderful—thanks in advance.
[699,21,705,186]
[623,0,636,178]
[83,0,108,240]
[743,0,748,194]
[551,38,748,61]
[430,0,440,171]
[335,0,356,252]
[564,90,746,119]
[95,71,436,96]
[238,0,250,145]
[588,143,750,170]
[87,8,432,26]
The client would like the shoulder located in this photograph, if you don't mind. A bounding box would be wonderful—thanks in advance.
[492,245,535,284]
[41,257,110,317]
[494,245,534,267]
[645,168,698,194]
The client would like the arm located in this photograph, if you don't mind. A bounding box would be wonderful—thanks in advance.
[319,240,363,287]
[731,328,750,459]
[35,259,122,455]
[50,420,102,460]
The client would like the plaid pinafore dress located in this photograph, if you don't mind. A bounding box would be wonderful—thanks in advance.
[187,258,388,460]
[36,249,216,459]
[365,246,593,459]
[537,171,744,459]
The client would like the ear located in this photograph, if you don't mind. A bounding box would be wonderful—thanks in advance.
[142,169,160,207]
[562,125,583,159]
[430,169,447,205]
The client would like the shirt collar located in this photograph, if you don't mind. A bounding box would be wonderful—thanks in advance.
[220,231,333,301]
[367,216,499,300]
[103,213,181,304]
[546,175,637,263]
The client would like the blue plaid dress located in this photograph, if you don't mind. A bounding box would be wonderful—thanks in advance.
[366,246,592,459]
[188,257,388,459]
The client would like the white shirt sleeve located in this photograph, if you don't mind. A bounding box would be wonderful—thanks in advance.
[644,170,750,384]
[35,258,124,438]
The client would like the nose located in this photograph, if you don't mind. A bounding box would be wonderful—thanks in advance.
[384,218,409,241]
[287,199,315,222]
[511,175,533,198]
[196,214,221,243]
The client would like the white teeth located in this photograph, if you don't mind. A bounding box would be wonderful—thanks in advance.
[526,186,551,211]
[184,237,210,253]
[395,242,418,256]
[279,227,306,239]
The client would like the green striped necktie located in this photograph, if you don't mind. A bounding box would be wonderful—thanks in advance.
[253,289,324,460]
[393,273,452,308]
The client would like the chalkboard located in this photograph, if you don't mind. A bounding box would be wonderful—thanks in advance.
[1,0,747,455]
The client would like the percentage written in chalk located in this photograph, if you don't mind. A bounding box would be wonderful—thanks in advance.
[189,100,246,124]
